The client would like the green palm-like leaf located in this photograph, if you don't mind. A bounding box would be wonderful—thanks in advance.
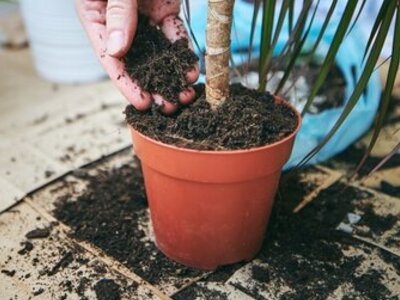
[248,0,262,68]
[258,0,290,87]
[258,0,276,90]
[307,0,338,59]
[287,0,294,36]
[347,0,367,36]
[362,0,391,63]
[353,6,400,176]
[301,0,358,116]
[298,0,397,168]
[259,0,312,91]
[274,0,320,94]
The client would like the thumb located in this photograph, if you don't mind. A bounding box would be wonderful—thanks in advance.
[106,0,137,57]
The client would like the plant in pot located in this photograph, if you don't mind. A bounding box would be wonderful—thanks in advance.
[124,0,399,270]
[125,1,300,270]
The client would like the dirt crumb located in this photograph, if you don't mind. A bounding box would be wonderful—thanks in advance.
[17,241,34,255]
[47,251,74,276]
[25,227,51,239]
[1,269,16,277]
[94,279,121,300]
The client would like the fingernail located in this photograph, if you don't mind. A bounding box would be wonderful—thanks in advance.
[107,31,124,56]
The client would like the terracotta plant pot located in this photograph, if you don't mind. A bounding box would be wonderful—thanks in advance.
[129,98,301,270]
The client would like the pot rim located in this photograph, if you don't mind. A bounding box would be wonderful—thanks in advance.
[131,96,302,155]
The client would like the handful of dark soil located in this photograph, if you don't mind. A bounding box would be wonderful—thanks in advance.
[124,16,198,103]
[125,84,298,150]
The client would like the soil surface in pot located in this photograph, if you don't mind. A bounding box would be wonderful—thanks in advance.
[125,84,298,150]
[123,16,297,151]
[124,16,198,103]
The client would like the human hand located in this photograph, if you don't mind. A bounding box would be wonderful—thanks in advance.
[76,0,199,114]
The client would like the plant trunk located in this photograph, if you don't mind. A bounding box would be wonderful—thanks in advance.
[205,0,235,109]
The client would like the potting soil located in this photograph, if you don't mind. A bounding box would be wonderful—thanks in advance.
[124,16,298,151]
[125,83,298,150]
[124,16,198,103]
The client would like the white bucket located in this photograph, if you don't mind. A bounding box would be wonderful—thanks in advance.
[20,0,106,84]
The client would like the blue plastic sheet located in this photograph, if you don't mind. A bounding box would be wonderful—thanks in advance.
[185,1,381,168]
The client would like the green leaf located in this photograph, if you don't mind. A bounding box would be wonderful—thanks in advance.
[257,0,290,89]
[258,0,277,89]
[307,0,338,59]
[247,0,262,69]
[297,1,397,168]
[301,0,358,116]
[353,6,400,177]
[275,0,321,94]
[280,0,313,57]
[288,0,294,36]
[362,0,391,63]
[259,0,312,91]
[347,0,367,36]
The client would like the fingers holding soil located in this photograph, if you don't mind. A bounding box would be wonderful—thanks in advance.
[75,5,152,111]
[186,65,200,84]
[79,14,198,113]
[161,15,199,85]
[140,0,180,24]
[179,87,196,105]
[123,16,199,110]
[108,65,153,111]
[161,15,189,43]
[128,87,152,111]
[153,94,178,114]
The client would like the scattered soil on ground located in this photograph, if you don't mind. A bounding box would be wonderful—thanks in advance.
[173,283,229,300]
[251,265,270,282]
[7,234,134,299]
[25,227,51,239]
[357,206,398,237]
[17,241,34,255]
[1,269,16,277]
[6,149,398,299]
[94,279,121,300]
[53,162,204,284]
[46,251,74,276]
[124,16,198,103]
[125,84,298,150]
[236,171,398,299]
[380,180,400,198]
